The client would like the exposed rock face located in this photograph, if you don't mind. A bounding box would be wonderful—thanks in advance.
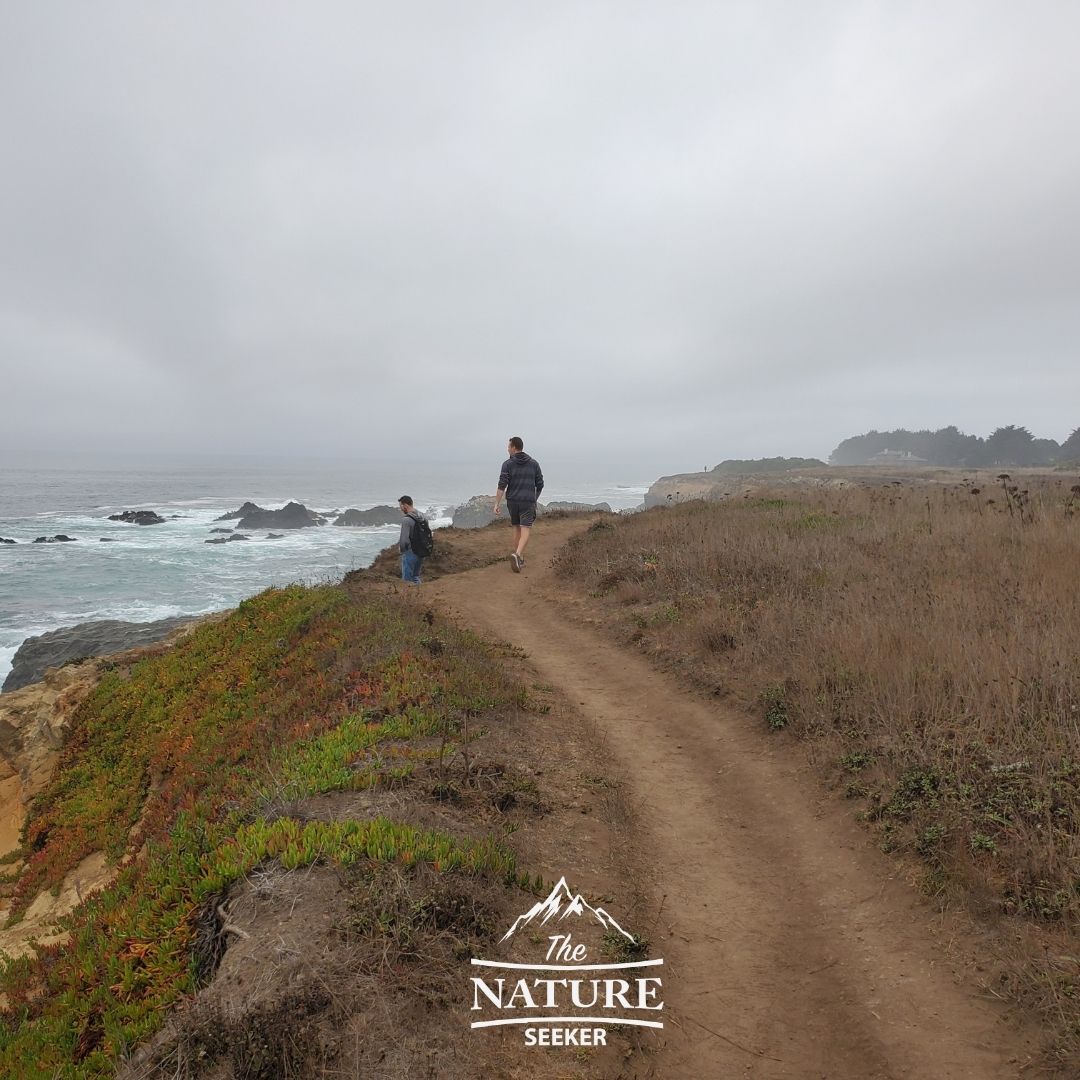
[0,622,219,954]
[643,472,728,507]
[32,535,77,543]
[108,510,166,525]
[209,528,234,534]
[0,661,101,801]
[235,502,326,530]
[2,617,196,693]
[332,506,400,527]
[215,501,265,521]
[0,538,16,545]
[0,660,117,954]
[205,534,250,544]
[644,470,849,507]
[544,501,612,514]
[0,616,220,815]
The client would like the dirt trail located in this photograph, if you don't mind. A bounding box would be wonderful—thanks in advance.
[429,519,1037,1080]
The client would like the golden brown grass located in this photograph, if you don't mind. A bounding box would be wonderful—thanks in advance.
[555,471,1080,1067]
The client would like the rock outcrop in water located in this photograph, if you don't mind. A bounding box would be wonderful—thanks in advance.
[450,496,611,528]
[107,510,166,525]
[205,534,250,544]
[32,535,77,543]
[450,495,501,528]
[215,501,265,521]
[2,617,197,693]
[0,538,16,545]
[235,502,326,530]
[545,501,612,514]
[332,506,400,527]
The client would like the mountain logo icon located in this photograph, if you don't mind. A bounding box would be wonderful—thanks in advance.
[500,877,636,944]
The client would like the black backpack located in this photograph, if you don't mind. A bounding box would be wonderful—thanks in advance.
[410,514,434,557]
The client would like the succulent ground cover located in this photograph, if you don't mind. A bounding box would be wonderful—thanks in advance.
[0,583,540,1076]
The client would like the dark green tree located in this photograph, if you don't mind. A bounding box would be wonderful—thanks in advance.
[1059,427,1080,462]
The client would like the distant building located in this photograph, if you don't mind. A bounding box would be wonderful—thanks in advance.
[868,449,928,465]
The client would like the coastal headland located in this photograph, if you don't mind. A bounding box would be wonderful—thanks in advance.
[0,469,1078,1076]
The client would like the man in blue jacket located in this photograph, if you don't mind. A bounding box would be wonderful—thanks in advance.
[494,436,544,573]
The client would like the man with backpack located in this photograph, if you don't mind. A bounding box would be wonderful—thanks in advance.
[493,436,544,573]
[397,495,433,584]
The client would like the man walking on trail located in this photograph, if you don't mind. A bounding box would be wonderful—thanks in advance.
[397,496,430,585]
[494,436,544,573]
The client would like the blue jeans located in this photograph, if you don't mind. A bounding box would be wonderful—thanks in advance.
[401,550,424,584]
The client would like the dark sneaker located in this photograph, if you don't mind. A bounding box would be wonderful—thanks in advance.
[510,552,521,573]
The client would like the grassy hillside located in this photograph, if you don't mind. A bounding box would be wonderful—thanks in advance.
[556,473,1080,1066]
[0,582,536,1076]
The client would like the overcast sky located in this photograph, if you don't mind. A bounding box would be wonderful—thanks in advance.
[2,3,1078,468]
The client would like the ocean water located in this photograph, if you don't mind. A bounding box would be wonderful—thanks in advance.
[0,456,651,688]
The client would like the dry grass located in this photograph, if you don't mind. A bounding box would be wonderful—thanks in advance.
[555,470,1080,1066]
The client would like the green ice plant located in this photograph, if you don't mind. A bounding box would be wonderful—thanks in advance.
[0,580,528,1077]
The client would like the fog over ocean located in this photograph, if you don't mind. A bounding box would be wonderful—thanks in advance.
[0,455,652,687]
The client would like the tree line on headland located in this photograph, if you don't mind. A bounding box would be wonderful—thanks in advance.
[828,425,1080,467]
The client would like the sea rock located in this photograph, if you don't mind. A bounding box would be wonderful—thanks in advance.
[99,538,118,542]
[204,534,250,544]
[450,495,500,528]
[266,533,285,539]
[107,510,166,525]
[2,617,196,694]
[215,501,265,521]
[332,506,400,527]
[544,501,612,514]
[235,501,326,530]
[32,535,78,544]
[451,496,556,529]
[209,528,234,534]
[0,538,16,545]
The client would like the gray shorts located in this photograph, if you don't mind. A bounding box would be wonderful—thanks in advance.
[507,500,536,527]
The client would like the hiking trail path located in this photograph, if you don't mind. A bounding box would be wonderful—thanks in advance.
[428,518,1038,1080]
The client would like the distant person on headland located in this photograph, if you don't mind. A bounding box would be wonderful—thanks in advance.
[397,496,431,585]
[494,436,544,573]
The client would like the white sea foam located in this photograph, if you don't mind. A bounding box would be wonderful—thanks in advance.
[0,464,655,689]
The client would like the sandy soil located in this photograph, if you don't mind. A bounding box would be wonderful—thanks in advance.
[428,516,1040,1080]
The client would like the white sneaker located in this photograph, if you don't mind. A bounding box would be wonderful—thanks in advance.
[510,552,521,573]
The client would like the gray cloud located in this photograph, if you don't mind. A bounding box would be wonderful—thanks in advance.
[2,2,1078,466]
